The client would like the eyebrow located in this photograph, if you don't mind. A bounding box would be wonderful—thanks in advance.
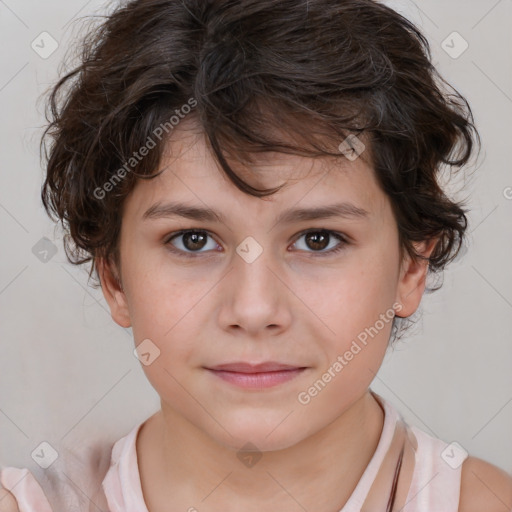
[142,200,370,224]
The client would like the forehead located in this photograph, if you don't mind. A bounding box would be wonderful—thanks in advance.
[124,117,387,221]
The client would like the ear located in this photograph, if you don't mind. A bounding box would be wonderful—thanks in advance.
[395,238,438,318]
[97,256,131,328]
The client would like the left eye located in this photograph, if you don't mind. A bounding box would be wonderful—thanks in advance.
[291,229,347,254]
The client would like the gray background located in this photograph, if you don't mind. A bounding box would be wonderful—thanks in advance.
[0,0,511,478]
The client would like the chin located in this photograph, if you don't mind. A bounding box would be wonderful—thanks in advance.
[211,415,307,454]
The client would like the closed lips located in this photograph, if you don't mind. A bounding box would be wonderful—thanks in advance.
[205,362,306,373]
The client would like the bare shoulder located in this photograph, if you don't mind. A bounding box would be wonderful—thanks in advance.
[458,455,512,512]
[0,488,20,512]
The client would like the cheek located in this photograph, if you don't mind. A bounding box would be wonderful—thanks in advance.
[126,268,208,404]
[315,254,398,333]
[297,271,395,411]
[302,246,399,376]
[123,259,207,357]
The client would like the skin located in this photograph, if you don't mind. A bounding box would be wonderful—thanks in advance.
[94,117,510,512]
[458,457,512,512]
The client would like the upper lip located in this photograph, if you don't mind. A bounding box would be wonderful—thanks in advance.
[206,362,305,373]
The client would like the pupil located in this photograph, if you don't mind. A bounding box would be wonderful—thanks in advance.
[184,231,207,251]
[307,231,329,250]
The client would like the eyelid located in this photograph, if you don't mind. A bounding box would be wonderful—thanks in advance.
[293,227,349,243]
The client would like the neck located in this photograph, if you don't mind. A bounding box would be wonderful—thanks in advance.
[138,390,385,512]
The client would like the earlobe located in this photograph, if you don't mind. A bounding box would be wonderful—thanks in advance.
[394,239,437,318]
[97,257,131,328]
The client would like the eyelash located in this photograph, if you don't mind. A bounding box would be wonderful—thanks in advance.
[163,229,350,259]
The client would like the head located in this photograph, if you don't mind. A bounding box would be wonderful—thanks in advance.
[41,0,480,451]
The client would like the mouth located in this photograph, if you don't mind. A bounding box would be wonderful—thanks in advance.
[203,362,309,389]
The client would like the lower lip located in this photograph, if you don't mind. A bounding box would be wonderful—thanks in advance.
[206,368,307,389]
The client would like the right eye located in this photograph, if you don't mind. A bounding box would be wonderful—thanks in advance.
[164,230,221,257]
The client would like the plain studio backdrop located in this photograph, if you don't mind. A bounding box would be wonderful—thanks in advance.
[0,0,511,480]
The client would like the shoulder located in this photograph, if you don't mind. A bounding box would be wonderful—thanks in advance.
[458,455,512,512]
[0,467,51,512]
[0,487,20,512]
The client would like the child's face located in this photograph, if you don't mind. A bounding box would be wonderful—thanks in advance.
[100,118,431,451]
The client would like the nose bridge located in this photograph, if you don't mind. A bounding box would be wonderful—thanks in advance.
[233,236,279,305]
[217,236,291,334]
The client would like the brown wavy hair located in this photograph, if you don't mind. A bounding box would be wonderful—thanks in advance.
[40,0,481,343]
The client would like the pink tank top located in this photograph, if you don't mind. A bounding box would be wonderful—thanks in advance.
[0,391,462,511]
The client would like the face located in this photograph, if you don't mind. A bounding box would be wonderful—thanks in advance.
[100,117,432,452]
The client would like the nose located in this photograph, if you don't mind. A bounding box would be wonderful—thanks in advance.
[216,247,292,338]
